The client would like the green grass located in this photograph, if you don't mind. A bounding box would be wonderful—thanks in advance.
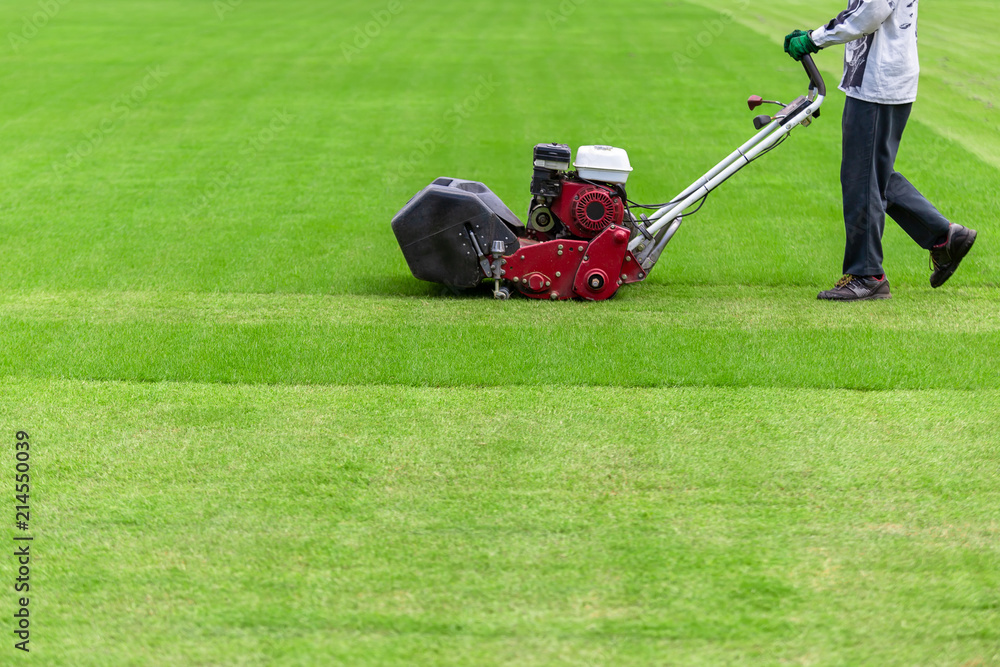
[6,380,1000,665]
[1,288,999,390]
[0,0,998,664]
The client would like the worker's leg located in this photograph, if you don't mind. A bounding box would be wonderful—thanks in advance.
[840,98,910,277]
[885,172,952,248]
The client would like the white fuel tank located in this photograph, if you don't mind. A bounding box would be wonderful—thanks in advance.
[574,145,632,185]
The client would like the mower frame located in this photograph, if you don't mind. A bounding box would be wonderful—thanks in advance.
[629,55,827,272]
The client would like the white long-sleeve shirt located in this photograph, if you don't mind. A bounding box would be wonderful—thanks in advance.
[810,0,920,105]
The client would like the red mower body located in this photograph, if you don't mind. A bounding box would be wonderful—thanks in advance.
[503,225,645,301]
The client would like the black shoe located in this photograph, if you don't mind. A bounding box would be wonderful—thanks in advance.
[930,224,977,288]
[817,274,892,301]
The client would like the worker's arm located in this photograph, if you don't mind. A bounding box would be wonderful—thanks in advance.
[810,0,895,48]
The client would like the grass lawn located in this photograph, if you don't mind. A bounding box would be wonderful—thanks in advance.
[0,0,998,664]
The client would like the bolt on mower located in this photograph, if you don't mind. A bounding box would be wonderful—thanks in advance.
[392,56,826,301]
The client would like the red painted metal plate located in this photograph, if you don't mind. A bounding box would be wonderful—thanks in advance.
[572,225,631,301]
[620,249,646,284]
[502,239,587,300]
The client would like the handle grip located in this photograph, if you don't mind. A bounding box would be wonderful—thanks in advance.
[801,54,826,96]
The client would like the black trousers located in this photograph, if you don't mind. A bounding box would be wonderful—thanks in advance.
[841,97,951,276]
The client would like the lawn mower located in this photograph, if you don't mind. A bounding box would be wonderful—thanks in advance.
[392,56,827,301]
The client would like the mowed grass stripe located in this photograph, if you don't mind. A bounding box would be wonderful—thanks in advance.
[0,0,996,294]
[4,379,998,666]
[2,288,999,390]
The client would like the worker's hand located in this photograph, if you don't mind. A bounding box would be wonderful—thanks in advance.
[783,30,806,53]
[784,30,819,61]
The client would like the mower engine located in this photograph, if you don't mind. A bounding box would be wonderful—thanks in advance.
[511,143,644,300]
[392,143,648,301]
[527,143,627,240]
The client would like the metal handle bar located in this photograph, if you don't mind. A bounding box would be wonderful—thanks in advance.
[629,57,826,258]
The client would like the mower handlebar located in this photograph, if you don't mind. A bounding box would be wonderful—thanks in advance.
[801,54,826,97]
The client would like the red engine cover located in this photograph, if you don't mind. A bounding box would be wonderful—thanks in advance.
[551,181,624,239]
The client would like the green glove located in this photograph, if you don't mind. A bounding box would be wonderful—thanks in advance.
[784,30,819,61]
[784,29,807,53]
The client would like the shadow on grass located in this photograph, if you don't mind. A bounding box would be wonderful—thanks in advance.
[355,277,646,302]
[351,276,508,300]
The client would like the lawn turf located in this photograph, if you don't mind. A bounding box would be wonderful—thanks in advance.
[0,287,999,390]
[0,0,998,664]
[3,380,1000,666]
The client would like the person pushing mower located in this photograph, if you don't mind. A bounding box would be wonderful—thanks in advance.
[785,0,977,301]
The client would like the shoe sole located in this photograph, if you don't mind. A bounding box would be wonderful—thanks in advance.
[931,229,977,289]
[818,293,892,301]
[817,286,892,301]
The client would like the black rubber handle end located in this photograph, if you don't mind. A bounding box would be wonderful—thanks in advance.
[801,54,826,97]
